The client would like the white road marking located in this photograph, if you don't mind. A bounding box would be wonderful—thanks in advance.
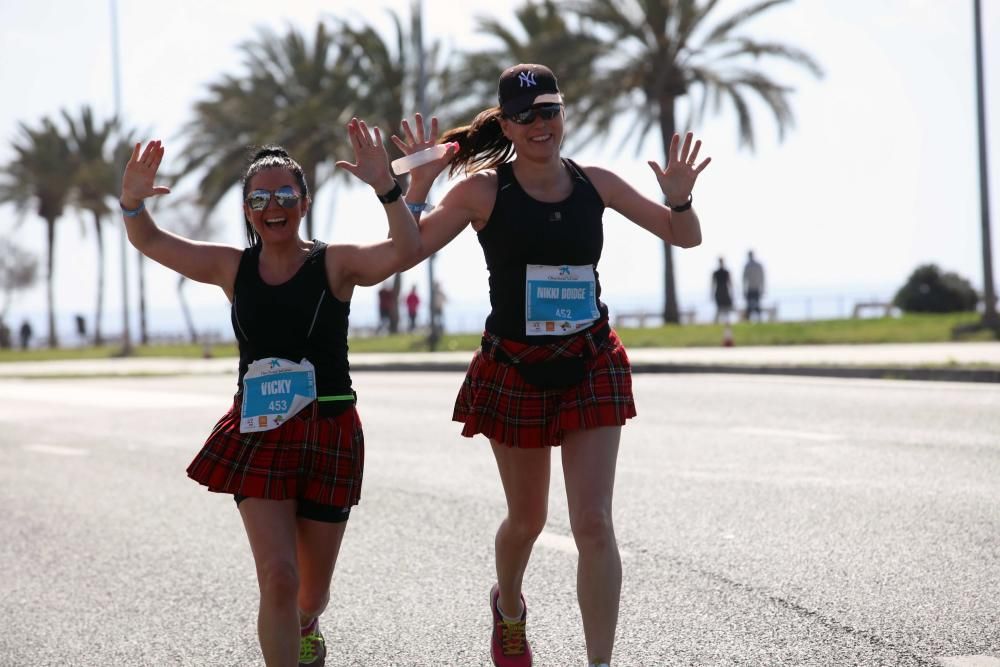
[0,382,222,410]
[937,657,1000,667]
[23,444,88,457]
[730,426,842,442]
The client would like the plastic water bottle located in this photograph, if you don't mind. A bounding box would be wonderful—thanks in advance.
[391,142,458,174]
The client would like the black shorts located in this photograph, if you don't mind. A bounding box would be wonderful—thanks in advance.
[233,494,352,523]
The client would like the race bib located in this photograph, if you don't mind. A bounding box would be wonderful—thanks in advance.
[524,264,600,336]
[240,358,317,433]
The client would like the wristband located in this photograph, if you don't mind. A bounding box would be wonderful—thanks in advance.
[376,180,402,204]
[667,193,693,213]
[119,200,146,217]
[406,201,434,214]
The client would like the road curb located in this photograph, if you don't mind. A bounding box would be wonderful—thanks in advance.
[346,360,1000,383]
[626,363,1000,383]
[1,359,998,383]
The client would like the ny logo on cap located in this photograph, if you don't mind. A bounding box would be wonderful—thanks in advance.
[518,71,537,87]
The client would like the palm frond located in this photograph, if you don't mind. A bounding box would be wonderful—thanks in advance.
[704,0,790,44]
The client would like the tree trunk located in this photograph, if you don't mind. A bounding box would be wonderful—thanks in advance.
[92,211,105,345]
[138,254,148,344]
[389,273,402,334]
[658,93,680,324]
[177,276,198,343]
[304,165,318,240]
[45,219,58,348]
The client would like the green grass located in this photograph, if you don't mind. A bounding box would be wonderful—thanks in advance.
[618,312,990,348]
[0,312,991,363]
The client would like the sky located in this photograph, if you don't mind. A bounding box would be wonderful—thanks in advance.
[1,0,998,338]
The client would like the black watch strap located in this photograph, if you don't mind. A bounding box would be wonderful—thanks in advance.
[376,180,403,204]
[668,193,693,213]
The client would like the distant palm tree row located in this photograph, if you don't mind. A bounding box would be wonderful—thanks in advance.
[1,0,820,348]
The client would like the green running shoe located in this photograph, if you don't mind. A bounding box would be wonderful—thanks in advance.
[298,620,326,667]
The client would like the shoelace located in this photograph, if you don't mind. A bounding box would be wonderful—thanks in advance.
[299,630,322,662]
[500,618,527,655]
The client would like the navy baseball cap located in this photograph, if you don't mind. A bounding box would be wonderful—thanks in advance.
[498,64,563,116]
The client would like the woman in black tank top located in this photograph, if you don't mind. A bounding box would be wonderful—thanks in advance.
[390,64,711,667]
[118,119,421,666]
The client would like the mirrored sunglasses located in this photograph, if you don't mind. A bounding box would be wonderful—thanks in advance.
[245,185,301,211]
[506,103,564,125]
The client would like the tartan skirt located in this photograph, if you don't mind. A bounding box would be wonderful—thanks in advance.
[186,397,364,507]
[453,321,636,448]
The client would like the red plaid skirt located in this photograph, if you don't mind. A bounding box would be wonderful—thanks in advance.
[186,398,364,506]
[453,322,636,448]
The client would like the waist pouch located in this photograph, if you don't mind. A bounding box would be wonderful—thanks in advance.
[483,324,610,391]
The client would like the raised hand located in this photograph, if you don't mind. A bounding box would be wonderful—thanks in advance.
[647,132,711,207]
[121,140,171,205]
[390,113,454,185]
[335,118,395,191]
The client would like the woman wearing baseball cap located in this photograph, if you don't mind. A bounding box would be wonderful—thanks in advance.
[392,63,710,667]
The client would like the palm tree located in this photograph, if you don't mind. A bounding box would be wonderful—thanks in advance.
[336,7,465,334]
[458,0,611,127]
[181,13,459,336]
[63,106,118,345]
[181,22,355,240]
[567,0,823,322]
[0,118,74,347]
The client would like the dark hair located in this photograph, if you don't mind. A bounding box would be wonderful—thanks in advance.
[241,145,310,246]
[440,107,514,177]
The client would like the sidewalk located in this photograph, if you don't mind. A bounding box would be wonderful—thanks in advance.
[1,341,999,382]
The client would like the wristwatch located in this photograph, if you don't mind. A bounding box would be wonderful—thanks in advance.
[376,180,402,204]
[667,193,693,213]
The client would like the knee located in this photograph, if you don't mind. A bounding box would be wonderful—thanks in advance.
[504,507,548,544]
[298,587,330,619]
[570,507,615,551]
[257,559,299,605]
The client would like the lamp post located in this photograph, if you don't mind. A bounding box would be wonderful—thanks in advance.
[972,0,998,331]
[110,0,133,355]
[412,0,443,350]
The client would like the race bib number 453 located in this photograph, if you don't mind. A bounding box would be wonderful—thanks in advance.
[240,358,317,433]
[524,264,599,336]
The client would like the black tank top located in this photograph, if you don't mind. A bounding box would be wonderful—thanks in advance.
[230,240,352,397]
[478,158,609,342]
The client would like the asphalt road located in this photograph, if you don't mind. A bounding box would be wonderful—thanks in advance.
[1,373,998,666]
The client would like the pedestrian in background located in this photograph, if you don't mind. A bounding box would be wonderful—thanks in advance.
[742,249,766,322]
[18,320,32,350]
[405,284,420,332]
[711,257,733,324]
[394,63,710,667]
[432,281,447,327]
[118,119,420,667]
[376,283,394,334]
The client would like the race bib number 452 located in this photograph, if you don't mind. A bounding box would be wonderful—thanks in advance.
[240,358,317,433]
[524,264,599,336]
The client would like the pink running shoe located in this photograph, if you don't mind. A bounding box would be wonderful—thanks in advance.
[490,584,532,666]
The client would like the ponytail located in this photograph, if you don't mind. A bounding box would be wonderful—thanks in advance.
[440,107,514,177]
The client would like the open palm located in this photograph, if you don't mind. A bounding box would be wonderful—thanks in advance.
[121,140,171,202]
[335,118,394,188]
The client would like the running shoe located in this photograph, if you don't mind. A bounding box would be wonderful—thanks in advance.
[490,584,532,666]
[298,618,326,667]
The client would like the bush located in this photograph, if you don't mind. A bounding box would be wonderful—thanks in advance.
[893,264,979,313]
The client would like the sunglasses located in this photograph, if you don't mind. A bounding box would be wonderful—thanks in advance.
[245,185,301,211]
[506,103,564,125]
